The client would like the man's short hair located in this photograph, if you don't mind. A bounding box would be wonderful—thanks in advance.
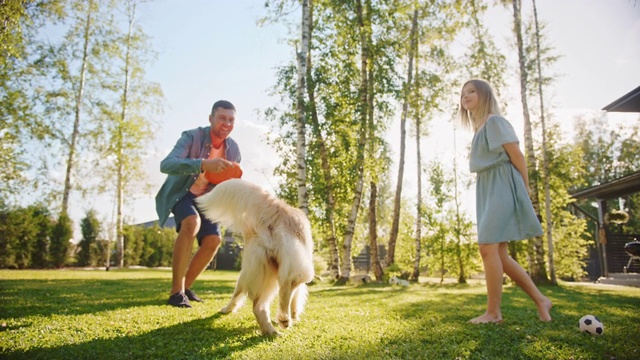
[211,100,236,115]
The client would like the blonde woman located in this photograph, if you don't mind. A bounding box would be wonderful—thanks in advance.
[459,79,552,324]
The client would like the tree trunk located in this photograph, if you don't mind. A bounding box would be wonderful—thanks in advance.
[511,0,548,284]
[304,4,341,280]
[62,0,94,216]
[409,8,422,281]
[308,82,340,279]
[116,3,135,268]
[388,8,418,266]
[412,112,422,281]
[532,0,556,285]
[363,1,382,281]
[338,0,369,283]
[295,0,310,215]
[452,125,467,284]
[368,182,384,280]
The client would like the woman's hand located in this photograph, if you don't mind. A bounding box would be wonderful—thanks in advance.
[503,142,530,186]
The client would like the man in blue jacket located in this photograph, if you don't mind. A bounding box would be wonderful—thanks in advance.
[156,100,241,307]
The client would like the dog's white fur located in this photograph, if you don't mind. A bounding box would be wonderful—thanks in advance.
[389,276,410,286]
[195,179,314,336]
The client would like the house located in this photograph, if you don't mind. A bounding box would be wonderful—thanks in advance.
[352,245,387,273]
[571,85,640,286]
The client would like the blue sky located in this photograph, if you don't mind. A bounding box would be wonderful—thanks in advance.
[64,0,640,236]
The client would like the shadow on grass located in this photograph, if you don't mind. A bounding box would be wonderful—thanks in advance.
[3,271,639,360]
[360,284,640,360]
[2,312,274,360]
[313,280,476,297]
[0,277,237,319]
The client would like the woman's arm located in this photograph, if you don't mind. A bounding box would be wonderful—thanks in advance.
[503,142,530,191]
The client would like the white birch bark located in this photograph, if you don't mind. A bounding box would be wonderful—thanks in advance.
[512,0,548,283]
[339,0,369,281]
[295,0,311,215]
[389,8,418,266]
[532,0,556,284]
[62,0,95,216]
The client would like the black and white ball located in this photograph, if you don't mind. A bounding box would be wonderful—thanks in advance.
[579,315,604,336]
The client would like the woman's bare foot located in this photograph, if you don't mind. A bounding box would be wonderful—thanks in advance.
[469,312,503,324]
[536,297,553,322]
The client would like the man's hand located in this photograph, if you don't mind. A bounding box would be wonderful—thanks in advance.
[201,158,233,173]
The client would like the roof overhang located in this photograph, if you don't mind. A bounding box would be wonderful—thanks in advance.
[602,85,640,112]
[571,171,640,200]
[574,86,640,200]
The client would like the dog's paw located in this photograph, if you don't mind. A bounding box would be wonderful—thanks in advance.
[261,324,281,337]
[220,306,235,314]
[276,314,292,329]
[263,329,281,337]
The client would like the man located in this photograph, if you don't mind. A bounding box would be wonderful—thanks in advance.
[155,100,241,308]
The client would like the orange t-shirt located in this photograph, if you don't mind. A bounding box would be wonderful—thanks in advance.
[189,143,225,196]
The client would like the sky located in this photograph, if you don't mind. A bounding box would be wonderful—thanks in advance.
[64,0,640,238]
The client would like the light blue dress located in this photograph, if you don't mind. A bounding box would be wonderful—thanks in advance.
[470,115,543,244]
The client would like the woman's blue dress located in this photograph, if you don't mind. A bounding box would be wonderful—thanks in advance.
[470,115,543,244]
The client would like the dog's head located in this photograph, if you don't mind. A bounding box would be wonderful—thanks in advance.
[389,276,398,285]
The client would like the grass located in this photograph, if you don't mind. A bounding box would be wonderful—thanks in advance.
[1,269,639,360]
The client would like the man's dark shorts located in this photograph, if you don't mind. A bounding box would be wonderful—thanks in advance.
[172,191,220,245]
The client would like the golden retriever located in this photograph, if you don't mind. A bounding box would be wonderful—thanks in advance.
[195,179,314,336]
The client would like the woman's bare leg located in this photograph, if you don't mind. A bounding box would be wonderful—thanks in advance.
[498,242,552,322]
[470,243,504,324]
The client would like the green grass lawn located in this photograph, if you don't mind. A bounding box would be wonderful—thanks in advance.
[1,269,639,360]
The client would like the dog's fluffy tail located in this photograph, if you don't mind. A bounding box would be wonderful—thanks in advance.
[196,179,315,285]
[195,179,267,234]
[196,178,310,239]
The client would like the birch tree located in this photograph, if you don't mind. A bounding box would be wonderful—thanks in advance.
[338,0,371,282]
[368,183,384,280]
[303,2,342,279]
[387,6,417,267]
[262,1,401,282]
[262,0,345,278]
[295,0,311,214]
[42,0,114,216]
[531,0,555,284]
[97,0,163,267]
[510,0,548,283]
[365,3,383,281]
[406,0,467,279]
[411,94,423,280]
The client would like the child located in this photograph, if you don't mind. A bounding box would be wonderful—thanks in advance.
[459,79,552,324]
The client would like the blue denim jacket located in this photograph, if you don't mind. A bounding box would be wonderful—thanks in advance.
[155,126,241,226]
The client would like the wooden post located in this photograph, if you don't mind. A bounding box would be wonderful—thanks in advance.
[597,199,608,278]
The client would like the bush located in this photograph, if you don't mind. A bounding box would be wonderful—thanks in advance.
[50,214,73,268]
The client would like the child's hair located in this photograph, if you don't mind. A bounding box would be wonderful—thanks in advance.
[458,79,501,130]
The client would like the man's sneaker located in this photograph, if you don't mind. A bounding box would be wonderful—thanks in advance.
[185,288,203,303]
[167,292,192,308]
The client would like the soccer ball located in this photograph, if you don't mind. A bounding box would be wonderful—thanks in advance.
[579,315,604,336]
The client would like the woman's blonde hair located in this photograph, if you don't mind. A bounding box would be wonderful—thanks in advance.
[458,79,501,130]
